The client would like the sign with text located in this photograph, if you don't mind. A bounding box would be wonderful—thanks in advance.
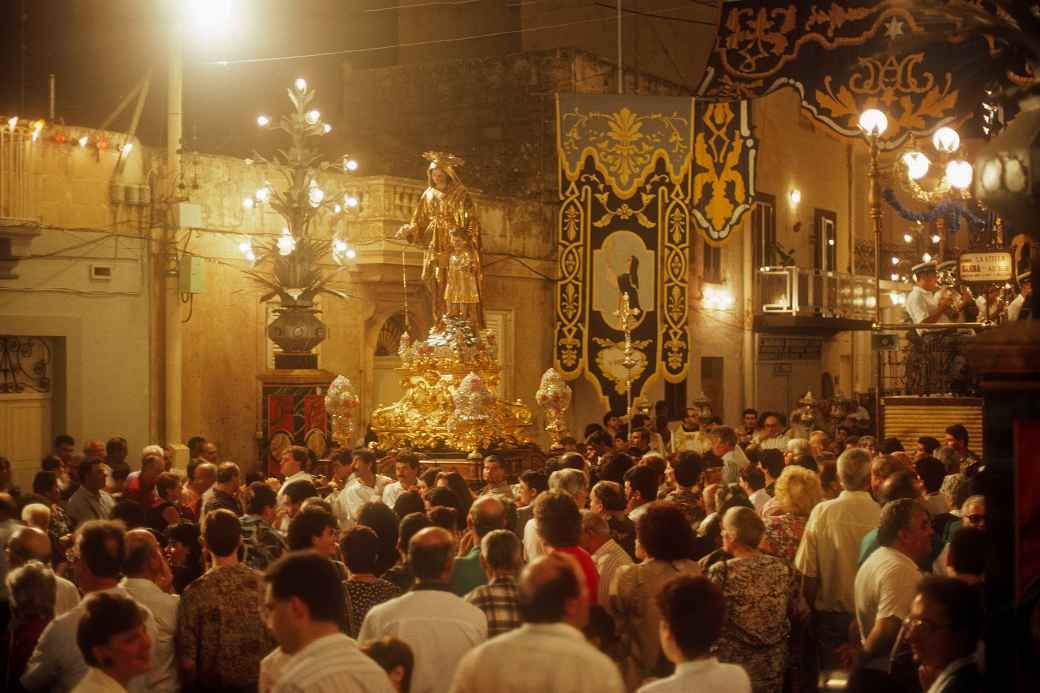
[959,251,1013,282]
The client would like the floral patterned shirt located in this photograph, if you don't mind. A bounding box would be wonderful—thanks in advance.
[176,562,275,689]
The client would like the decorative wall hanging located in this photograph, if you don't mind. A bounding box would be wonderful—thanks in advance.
[696,0,1029,149]
[554,94,756,411]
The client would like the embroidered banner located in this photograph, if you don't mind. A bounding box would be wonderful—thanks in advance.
[695,0,1028,149]
[554,94,756,410]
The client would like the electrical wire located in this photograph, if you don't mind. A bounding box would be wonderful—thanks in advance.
[592,2,718,25]
[201,4,708,66]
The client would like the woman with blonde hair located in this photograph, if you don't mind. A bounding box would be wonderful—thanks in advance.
[758,465,823,563]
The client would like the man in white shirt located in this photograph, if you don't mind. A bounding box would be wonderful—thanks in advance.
[449,552,625,693]
[637,574,750,693]
[276,447,314,506]
[263,552,393,693]
[360,527,487,693]
[794,447,881,672]
[6,526,81,615]
[22,521,158,693]
[1006,269,1031,321]
[120,530,179,693]
[334,449,392,529]
[755,414,790,452]
[906,261,953,333]
[382,451,421,509]
[854,498,931,670]
[711,426,750,484]
[579,511,632,607]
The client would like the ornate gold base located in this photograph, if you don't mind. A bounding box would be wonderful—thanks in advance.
[370,316,532,451]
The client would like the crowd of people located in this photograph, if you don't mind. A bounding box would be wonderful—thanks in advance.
[0,406,990,693]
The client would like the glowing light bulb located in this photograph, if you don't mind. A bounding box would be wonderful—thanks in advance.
[277,231,296,256]
[78,135,89,147]
[827,238,835,246]
[257,115,270,127]
[333,204,342,214]
[901,151,930,180]
[891,256,900,266]
[242,197,255,210]
[308,186,325,207]
[946,160,973,190]
[922,253,932,263]
[7,116,18,131]
[322,123,332,134]
[344,158,358,172]
[858,109,888,136]
[345,195,359,208]
[245,250,257,263]
[891,273,900,281]
[346,248,357,260]
[932,126,960,153]
[789,189,801,207]
[238,240,252,255]
[333,239,348,253]
[120,143,133,156]
[305,110,321,125]
[255,185,272,204]
[903,233,913,243]
[931,234,941,244]
[32,119,44,141]
[294,78,307,92]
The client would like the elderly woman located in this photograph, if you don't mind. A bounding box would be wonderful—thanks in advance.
[708,507,797,693]
[609,502,700,689]
[589,480,636,558]
[72,591,153,692]
[759,466,823,563]
[6,560,57,685]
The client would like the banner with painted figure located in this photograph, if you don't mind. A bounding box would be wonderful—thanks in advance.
[554,94,756,412]
[696,0,1030,149]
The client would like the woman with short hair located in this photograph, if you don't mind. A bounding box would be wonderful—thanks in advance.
[759,466,823,564]
[6,560,57,686]
[72,592,152,692]
[609,502,700,688]
[707,507,797,693]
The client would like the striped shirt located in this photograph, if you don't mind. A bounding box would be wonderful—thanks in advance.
[465,576,521,637]
[271,632,394,693]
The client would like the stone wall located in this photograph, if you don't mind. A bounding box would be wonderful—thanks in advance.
[0,127,153,484]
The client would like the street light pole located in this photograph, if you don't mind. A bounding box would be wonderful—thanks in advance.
[867,132,883,437]
[164,17,183,452]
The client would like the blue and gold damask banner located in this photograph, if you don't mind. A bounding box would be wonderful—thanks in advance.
[554,94,755,411]
[696,0,1030,148]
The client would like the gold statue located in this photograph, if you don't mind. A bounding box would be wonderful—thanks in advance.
[396,151,485,328]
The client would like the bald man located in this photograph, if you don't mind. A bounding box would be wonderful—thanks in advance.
[360,527,487,693]
[450,495,507,595]
[449,553,625,693]
[121,529,178,693]
[6,525,80,615]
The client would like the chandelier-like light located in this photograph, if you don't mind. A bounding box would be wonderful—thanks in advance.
[857,109,888,137]
[932,126,960,153]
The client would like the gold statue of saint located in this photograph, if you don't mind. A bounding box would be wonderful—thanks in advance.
[396,151,485,328]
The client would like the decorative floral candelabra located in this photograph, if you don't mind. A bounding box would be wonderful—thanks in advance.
[448,372,497,455]
[324,375,360,447]
[240,78,362,369]
[536,368,572,446]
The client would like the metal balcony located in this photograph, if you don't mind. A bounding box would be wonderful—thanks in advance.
[754,266,881,333]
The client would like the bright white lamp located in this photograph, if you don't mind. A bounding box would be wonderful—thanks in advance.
[932,127,960,153]
[858,109,888,136]
[901,151,930,180]
[946,160,973,190]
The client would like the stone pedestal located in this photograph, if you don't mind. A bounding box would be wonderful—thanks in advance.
[257,369,335,476]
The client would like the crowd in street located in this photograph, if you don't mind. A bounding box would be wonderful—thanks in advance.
[0,406,989,693]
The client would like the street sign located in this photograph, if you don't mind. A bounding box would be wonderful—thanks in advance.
[959,251,1013,282]
[872,333,899,351]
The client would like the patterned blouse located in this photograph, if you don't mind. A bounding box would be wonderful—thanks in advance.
[760,513,808,564]
[344,578,402,638]
[707,553,796,693]
[176,562,275,689]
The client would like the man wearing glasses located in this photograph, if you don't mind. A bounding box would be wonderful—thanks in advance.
[904,576,983,692]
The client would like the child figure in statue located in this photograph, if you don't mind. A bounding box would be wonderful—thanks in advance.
[444,228,482,325]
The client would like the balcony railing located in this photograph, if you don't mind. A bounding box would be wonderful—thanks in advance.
[0,127,37,222]
[756,266,878,320]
